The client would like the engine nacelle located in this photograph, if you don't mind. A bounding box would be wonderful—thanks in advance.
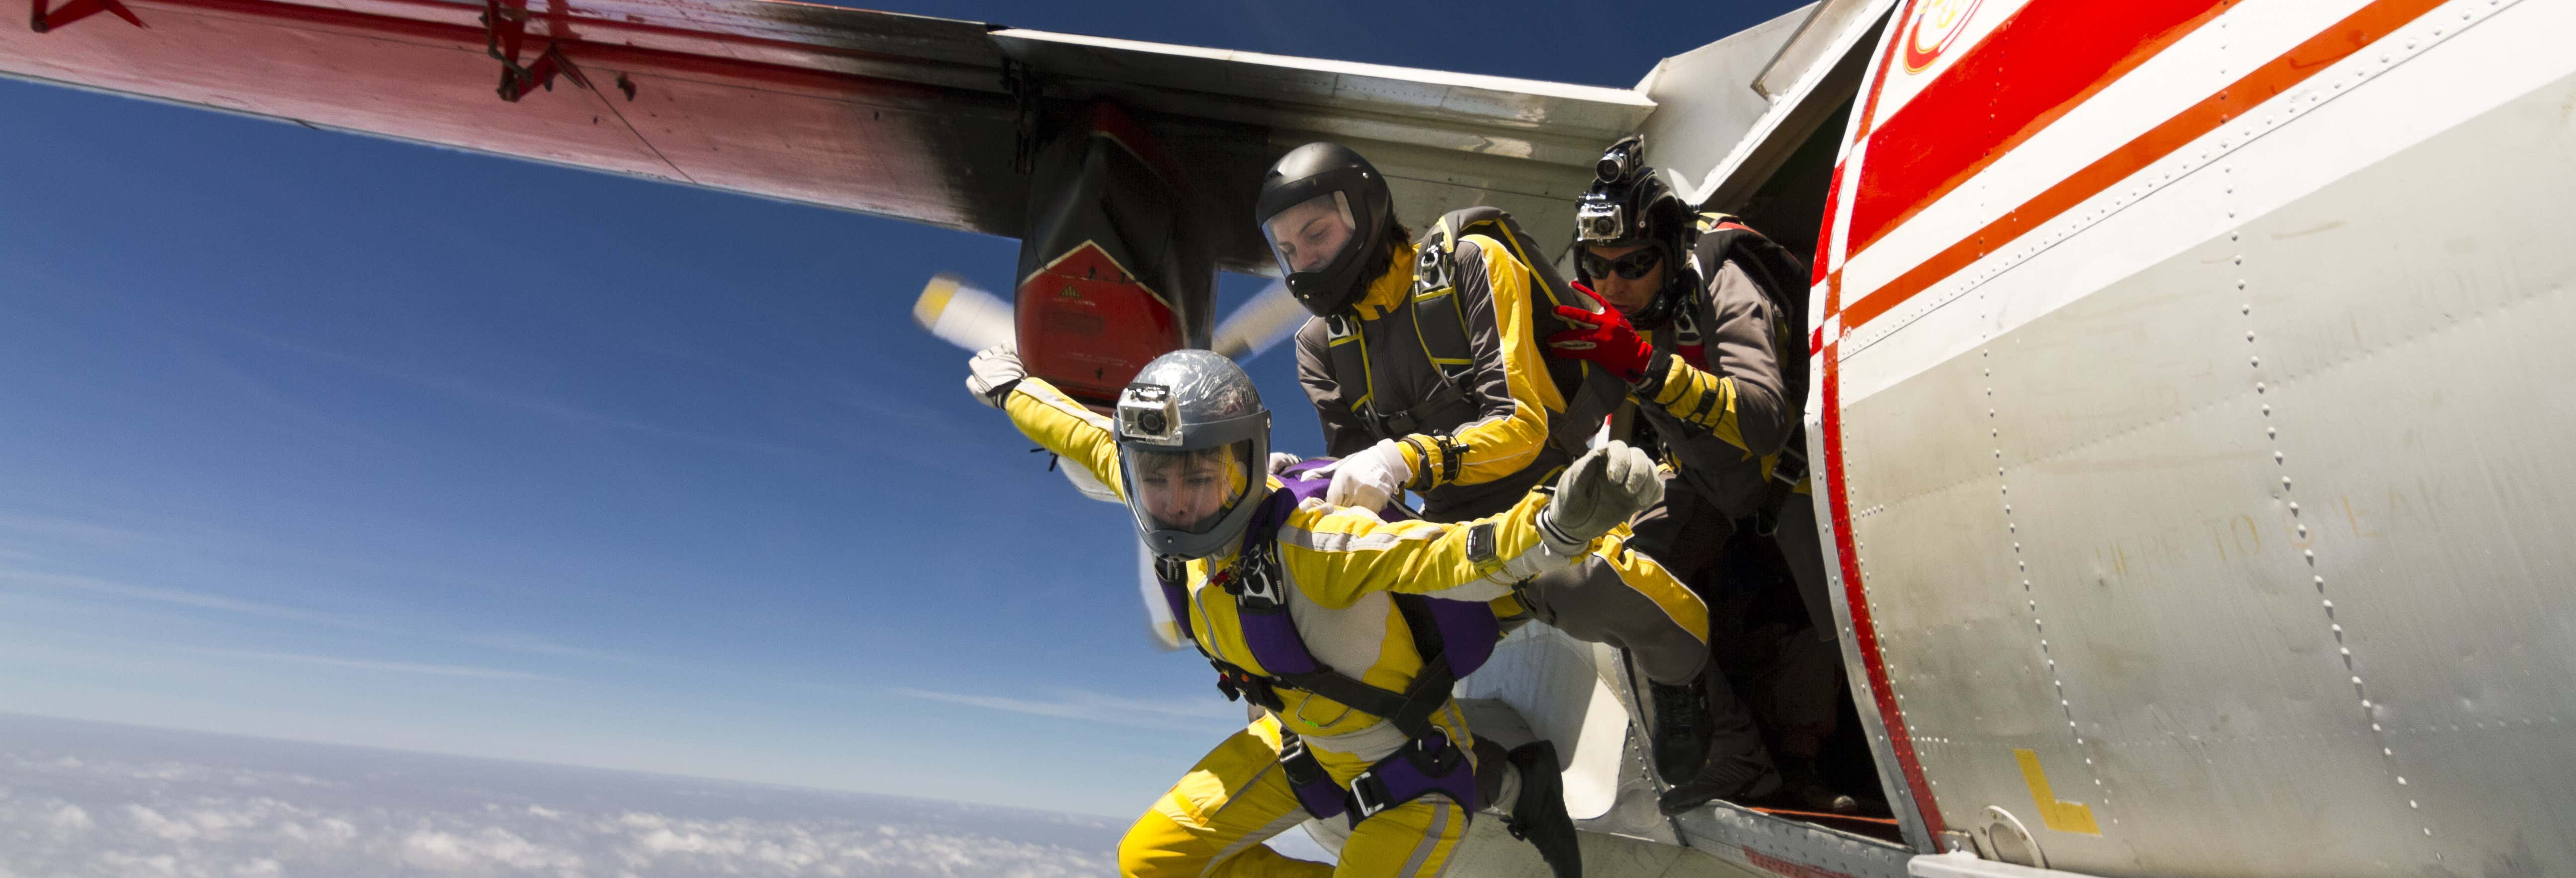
[1013,102,1214,409]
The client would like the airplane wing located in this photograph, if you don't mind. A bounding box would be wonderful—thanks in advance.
[0,0,1651,270]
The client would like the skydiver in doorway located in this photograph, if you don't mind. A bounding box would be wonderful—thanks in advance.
[1548,135,1854,814]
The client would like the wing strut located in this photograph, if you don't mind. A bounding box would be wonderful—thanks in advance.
[483,0,593,101]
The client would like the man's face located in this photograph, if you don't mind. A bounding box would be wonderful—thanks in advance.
[1582,242,1666,316]
[1135,450,1232,532]
[1265,195,1356,275]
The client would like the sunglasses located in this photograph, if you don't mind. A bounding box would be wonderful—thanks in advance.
[1580,247,1664,280]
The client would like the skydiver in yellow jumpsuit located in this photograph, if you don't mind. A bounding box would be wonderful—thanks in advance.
[1258,142,1719,787]
[966,346,1663,878]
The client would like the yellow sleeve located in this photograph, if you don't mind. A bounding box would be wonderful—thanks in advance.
[1275,489,1556,609]
[1642,354,1749,450]
[1001,377,1125,499]
[1395,236,1561,489]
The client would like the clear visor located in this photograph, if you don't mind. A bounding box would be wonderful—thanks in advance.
[1261,191,1359,277]
[1123,441,1258,536]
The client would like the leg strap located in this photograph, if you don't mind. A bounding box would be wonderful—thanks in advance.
[1280,728,1481,830]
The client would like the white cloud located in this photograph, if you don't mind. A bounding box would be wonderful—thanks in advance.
[92,850,180,877]
[48,804,92,831]
[0,568,371,631]
[399,827,584,874]
[185,647,555,681]
[0,514,161,550]
[890,687,1242,732]
[0,723,1121,878]
[125,804,199,842]
[462,633,639,665]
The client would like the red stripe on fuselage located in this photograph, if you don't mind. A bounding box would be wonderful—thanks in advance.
[1838,0,2455,334]
[1744,848,1861,878]
[1848,0,2236,258]
[1817,323,1946,841]
[1811,159,1846,288]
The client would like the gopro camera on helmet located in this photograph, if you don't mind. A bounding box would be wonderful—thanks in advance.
[1118,383,1182,445]
[1575,199,1628,244]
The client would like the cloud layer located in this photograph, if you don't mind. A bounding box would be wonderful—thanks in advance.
[0,714,1119,878]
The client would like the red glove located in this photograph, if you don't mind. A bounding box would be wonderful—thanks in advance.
[1546,283,1657,384]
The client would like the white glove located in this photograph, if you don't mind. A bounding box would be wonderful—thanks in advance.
[1319,438,1413,510]
[1268,452,1306,476]
[1537,441,1663,554]
[965,343,1025,408]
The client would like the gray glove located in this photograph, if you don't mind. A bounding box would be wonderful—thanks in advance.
[965,343,1025,408]
[1536,441,1663,554]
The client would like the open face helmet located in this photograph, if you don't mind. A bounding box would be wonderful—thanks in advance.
[1115,350,1272,559]
[1256,142,1394,317]
[1573,135,1700,330]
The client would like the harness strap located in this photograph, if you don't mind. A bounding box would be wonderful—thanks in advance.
[1281,726,1479,828]
[1157,489,1466,739]
[1325,312,1469,441]
[1418,212,1624,464]
[1149,484,1485,827]
[1676,213,1816,536]
[1752,446,1811,536]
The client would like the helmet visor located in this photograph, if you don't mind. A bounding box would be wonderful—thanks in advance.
[1122,440,1258,537]
[1261,191,1360,277]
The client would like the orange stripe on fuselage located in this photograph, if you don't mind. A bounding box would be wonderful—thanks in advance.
[1839,0,2453,335]
[1847,0,2239,257]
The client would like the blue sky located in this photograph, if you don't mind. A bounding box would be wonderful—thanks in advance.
[0,0,1805,817]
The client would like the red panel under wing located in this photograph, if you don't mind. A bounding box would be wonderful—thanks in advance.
[0,0,1028,235]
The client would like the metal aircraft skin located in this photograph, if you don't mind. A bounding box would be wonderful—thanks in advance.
[9,0,2574,876]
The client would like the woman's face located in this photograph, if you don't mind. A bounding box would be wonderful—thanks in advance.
[1135,451,1231,532]
[1583,242,1667,316]
[1265,196,1356,275]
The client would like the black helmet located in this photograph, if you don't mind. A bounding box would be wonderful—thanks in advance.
[1256,143,1395,317]
[1573,135,1699,330]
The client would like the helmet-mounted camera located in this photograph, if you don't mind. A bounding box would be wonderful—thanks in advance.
[1575,198,1628,245]
[1118,383,1182,446]
[1594,135,1644,185]
[1573,134,1699,331]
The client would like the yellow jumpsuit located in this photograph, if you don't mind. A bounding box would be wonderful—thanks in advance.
[1005,376,1583,878]
[1293,239,1710,686]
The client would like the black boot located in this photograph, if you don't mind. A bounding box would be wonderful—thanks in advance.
[1774,755,1858,814]
[1647,680,1707,786]
[1504,741,1582,878]
[1656,753,1779,815]
[1656,668,1780,815]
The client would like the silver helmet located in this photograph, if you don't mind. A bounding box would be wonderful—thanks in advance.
[1114,350,1273,559]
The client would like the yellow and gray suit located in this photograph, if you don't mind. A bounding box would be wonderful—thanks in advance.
[1006,376,1582,878]
[1292,238,1711,687]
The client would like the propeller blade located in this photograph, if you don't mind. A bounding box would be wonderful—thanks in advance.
[1058,459,1122,504]
[911,273,1015,352]
[1210,280,1306,361]
[917,274,1169,647]
[1137,538,1184,651]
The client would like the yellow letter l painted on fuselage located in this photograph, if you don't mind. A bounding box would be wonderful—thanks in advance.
[2013,748,2102,835]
